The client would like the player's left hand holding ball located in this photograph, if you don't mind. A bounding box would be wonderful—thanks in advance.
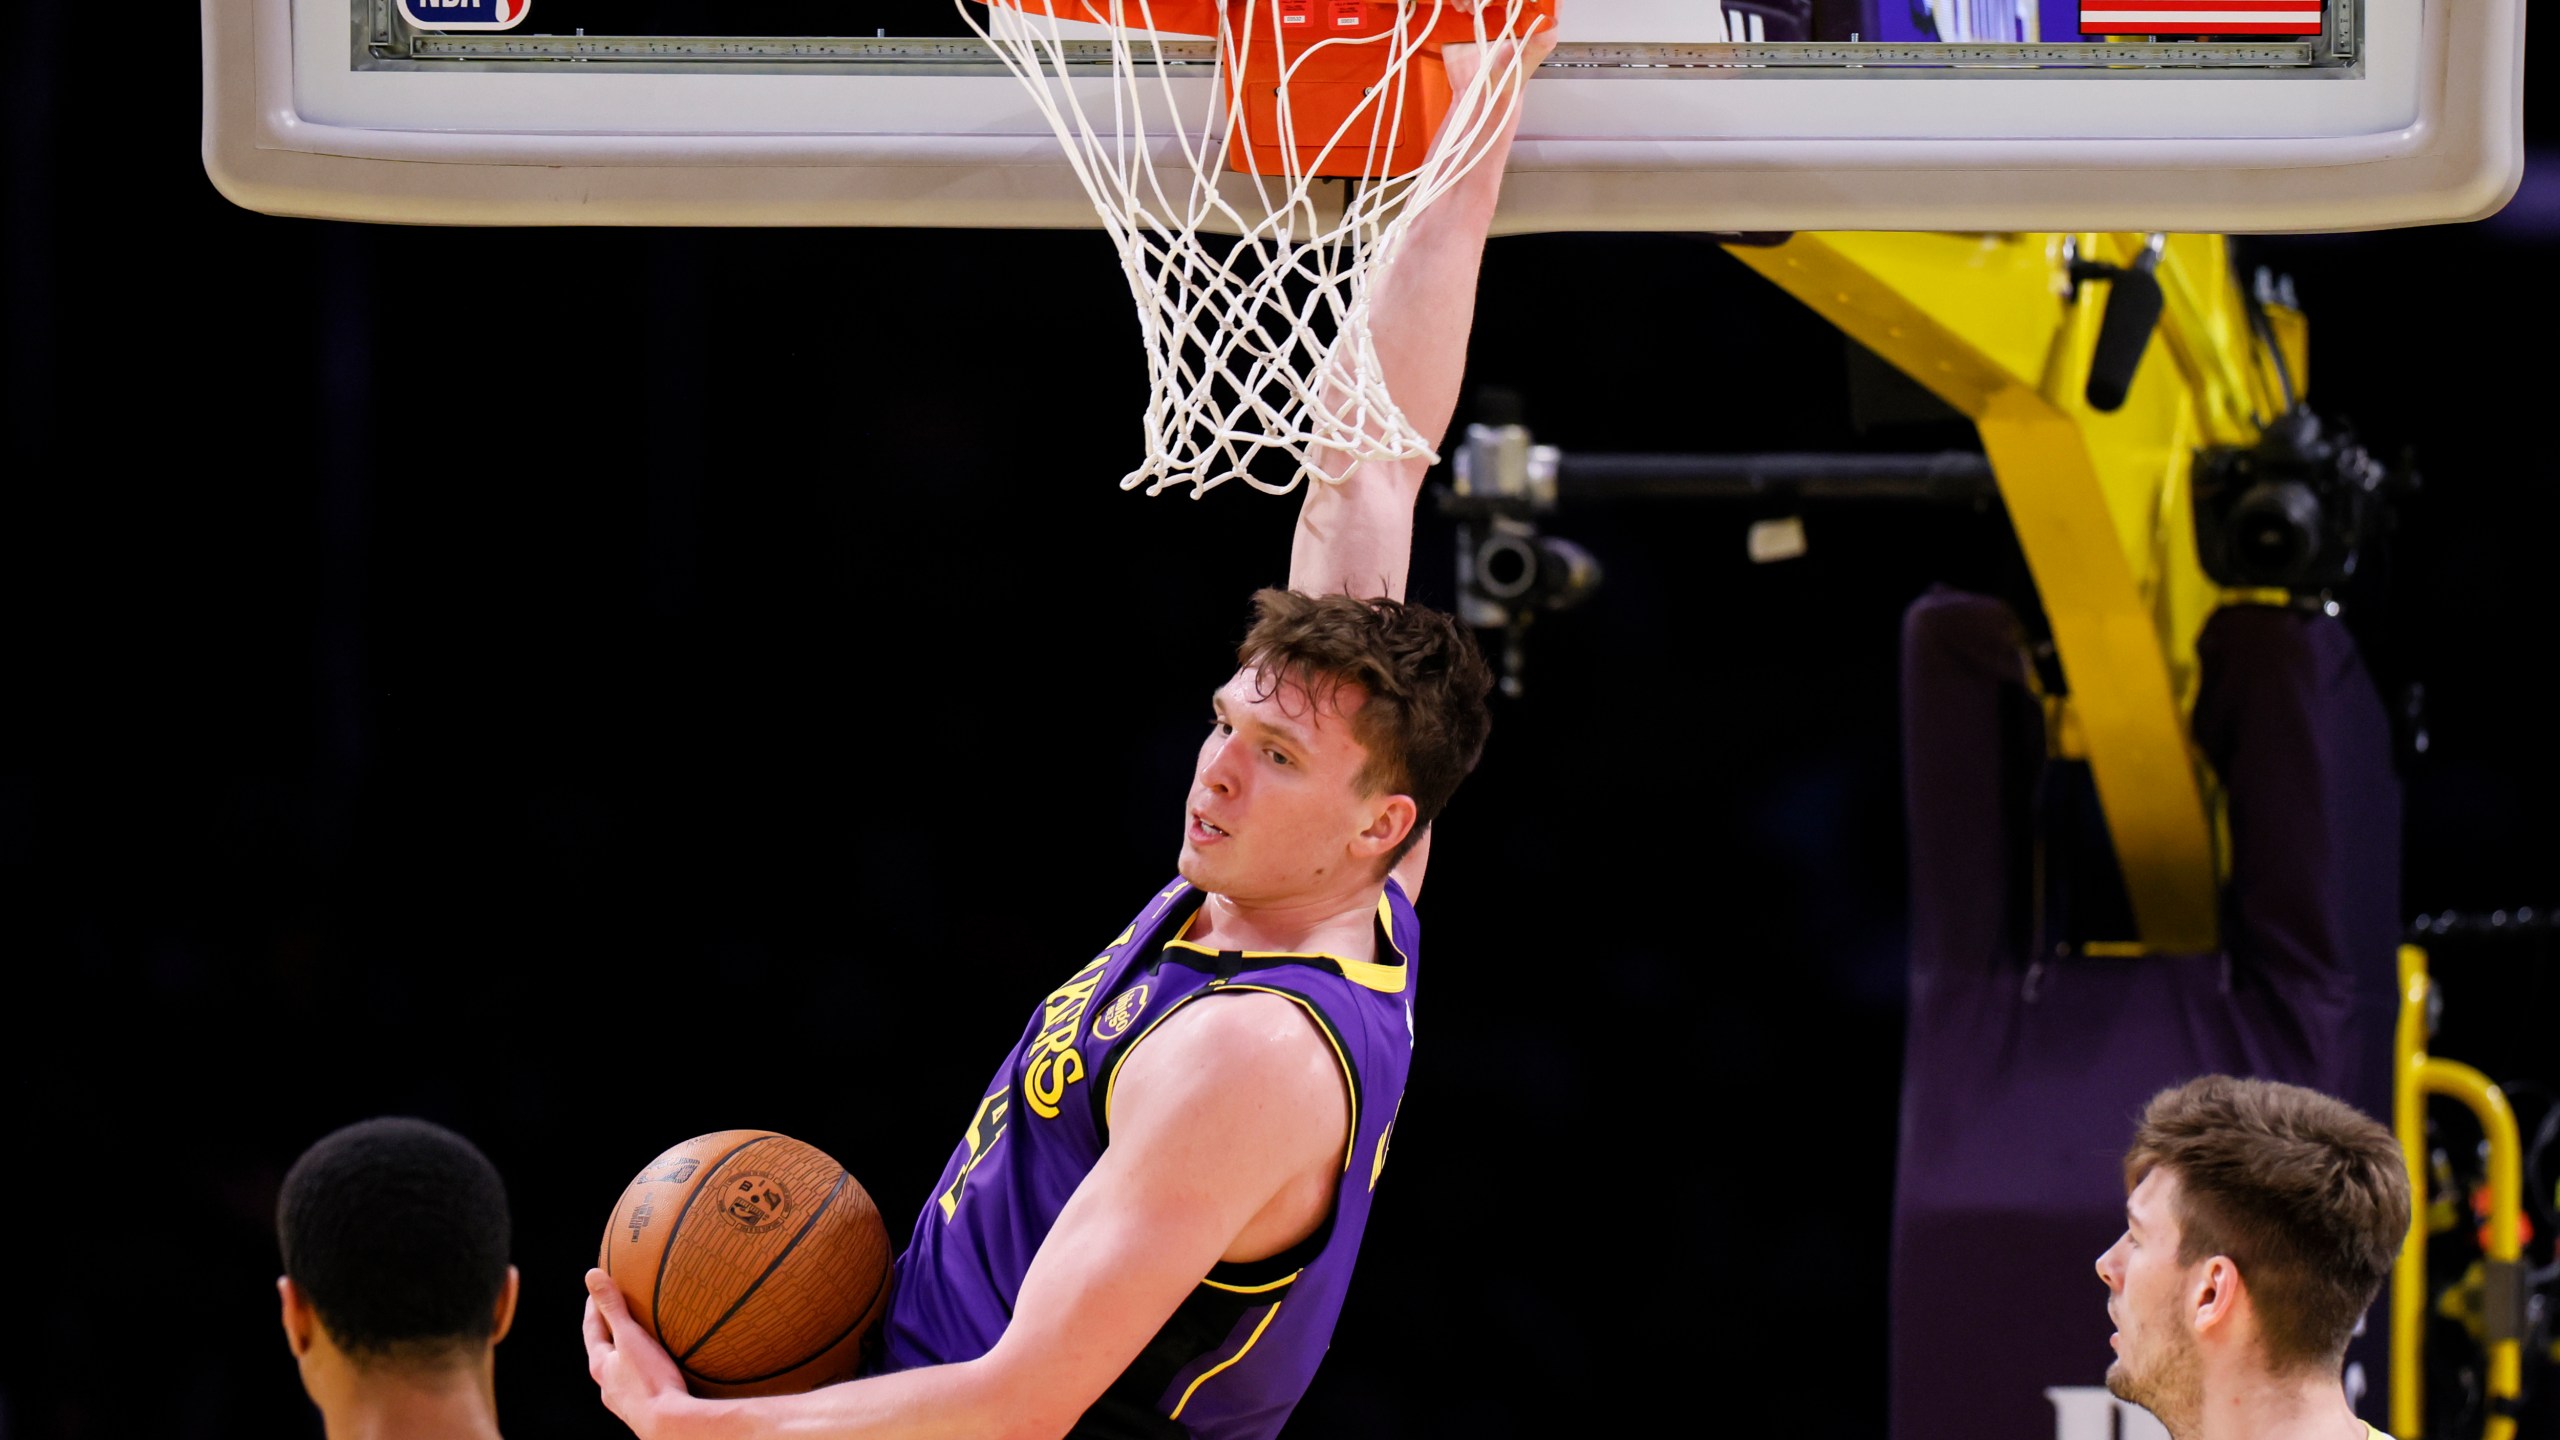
[585,1270,695,1438]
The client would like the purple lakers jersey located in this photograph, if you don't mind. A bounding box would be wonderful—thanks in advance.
[881,876,1420,1440]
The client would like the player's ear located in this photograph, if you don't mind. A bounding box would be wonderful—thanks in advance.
[490,1264,521,1347]
[278,1275,317,1359]
[1356,794,1417,858]
[2189,1254,2242,1338]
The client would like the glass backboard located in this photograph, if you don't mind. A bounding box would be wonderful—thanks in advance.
[201,0,2522,231]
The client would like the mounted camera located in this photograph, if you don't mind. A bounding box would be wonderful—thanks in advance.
[1439,392,1603,697]
[1463,517,1602,623]
[2191,406,2416,594]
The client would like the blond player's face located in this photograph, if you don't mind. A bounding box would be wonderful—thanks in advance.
[1179,668,1392,901]
[2096,1169,2203,1417]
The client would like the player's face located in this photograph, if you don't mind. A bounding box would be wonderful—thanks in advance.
[2096,1169,2204,1426]
[1180,667,1396,902]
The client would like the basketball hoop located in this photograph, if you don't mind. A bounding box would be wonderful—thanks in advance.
[956,0,1555,498]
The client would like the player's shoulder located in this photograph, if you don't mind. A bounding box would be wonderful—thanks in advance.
[1123,989,1347,1115]
[1111,990,1348,1151]
[1148,988,1336,1072]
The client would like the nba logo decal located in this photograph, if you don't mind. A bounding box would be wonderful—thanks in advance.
[1092,984,1150,1042]
[398,0,529,31]
[719,1173,793,1234]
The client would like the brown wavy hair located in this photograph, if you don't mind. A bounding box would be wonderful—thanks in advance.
[2123,1075,2410,1372]
[1237,588,1494,868]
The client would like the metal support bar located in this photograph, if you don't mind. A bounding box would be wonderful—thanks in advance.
[1549,451,1995,504]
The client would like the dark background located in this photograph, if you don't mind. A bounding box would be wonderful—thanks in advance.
[3,9,2554,1439]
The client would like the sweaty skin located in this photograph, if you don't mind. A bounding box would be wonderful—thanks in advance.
[581,13,1550,1440]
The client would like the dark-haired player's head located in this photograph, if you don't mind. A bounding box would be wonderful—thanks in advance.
[1182,589,1493,900]
[2095,1076,2408,1435]
[277,1117,519,1437]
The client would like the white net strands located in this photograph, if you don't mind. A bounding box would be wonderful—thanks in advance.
[956,0,1545,498]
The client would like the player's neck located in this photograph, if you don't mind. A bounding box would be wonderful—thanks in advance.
[315,1357,504,1440]
[1191,879,1382,960]
[2186,1362,2361,1440]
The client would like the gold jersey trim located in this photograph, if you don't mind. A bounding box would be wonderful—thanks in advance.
[1167,1301,1283,1422]
[1370,1095,1402,1193]
[1158,890,1409,995]
[1201,1269,1302,1296]
[1101,992,1211,1136]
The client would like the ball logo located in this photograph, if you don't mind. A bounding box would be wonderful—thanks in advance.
[720,1173,793,1233]
[397,0,529,31]
[625,1198,655,1244]
[649,1158,700,1185]
[1092,983,1150,1043]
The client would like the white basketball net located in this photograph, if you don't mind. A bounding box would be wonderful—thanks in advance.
[955,0,1542,497]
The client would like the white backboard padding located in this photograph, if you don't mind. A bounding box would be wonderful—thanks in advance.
[202,0,2523,232]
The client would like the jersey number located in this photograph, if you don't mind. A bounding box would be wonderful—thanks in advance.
[937,1087,1011,1220]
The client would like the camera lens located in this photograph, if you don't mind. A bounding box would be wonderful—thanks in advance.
[1476,531,1537,601]
[1529,535,1602,612]
[2228,480,2323,586]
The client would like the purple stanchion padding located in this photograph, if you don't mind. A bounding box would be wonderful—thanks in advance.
[1891,589,2401,1440]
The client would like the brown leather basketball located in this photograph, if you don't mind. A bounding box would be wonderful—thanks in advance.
[598,1130,894,1397]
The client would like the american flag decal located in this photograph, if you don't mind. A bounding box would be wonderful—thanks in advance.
[2078,1,2321,34]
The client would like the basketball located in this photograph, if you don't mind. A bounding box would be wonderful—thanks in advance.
[598,1130,894,1397]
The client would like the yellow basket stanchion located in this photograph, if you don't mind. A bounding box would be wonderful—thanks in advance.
[2393,943,2527,1440]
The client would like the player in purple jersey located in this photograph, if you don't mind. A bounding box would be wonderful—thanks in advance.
[580,13,1548,1440]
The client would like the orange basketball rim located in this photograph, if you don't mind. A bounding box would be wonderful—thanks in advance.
[976,0,1557,179]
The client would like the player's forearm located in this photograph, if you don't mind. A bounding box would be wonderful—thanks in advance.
[1354,33,1536,455]
[1290,464,1425,599]
[1289,181,1481,594]
[1286,184,1481,595]
[1360,155,1508,453]
[652,1357,1063,1440]
[1291,37,1535,597]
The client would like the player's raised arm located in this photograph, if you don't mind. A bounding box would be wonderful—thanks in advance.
[1288,20,1556,604]
[582,995,1344,1440]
